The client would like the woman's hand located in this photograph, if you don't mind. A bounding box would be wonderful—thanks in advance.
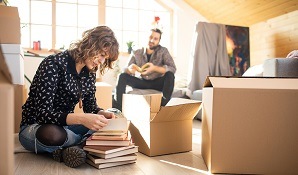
[98,110,115,119]
[66,113,109,131]
[81,113,109,131]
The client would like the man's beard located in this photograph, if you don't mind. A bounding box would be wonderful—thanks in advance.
[149,44,159,50]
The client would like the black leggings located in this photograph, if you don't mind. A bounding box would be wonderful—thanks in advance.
[36,124,67,146]
[115,71,175,110]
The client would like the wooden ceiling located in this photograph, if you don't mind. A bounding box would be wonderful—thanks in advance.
[183,0,298,26]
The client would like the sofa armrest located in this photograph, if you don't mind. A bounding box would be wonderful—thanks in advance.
[263,58,298,77]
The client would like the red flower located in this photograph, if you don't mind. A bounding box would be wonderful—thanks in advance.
[155,16,160,22]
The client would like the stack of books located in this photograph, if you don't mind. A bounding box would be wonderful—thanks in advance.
[84,118,138,169]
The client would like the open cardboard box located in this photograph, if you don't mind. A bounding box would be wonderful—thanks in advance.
[0,46,14,175]
[201,76,298,174]
[123,94,202,156]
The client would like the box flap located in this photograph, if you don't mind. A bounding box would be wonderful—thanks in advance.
[166,98,199,106]
[0,6,19,18]
[151,98,202,122]
[0,6,21,44]
[203,76,298,89]
[0,47,12,83]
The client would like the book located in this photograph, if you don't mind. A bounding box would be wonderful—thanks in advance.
[87,153,137,164]
[86,159,136,169]
[88,146,138,159]
[92,119,130,137]
[135,63,150,73]
[83,144,135,155]
[97,118,128,132]
[92,130,127,136]
[85,131,132,146]
[90,132,128,140]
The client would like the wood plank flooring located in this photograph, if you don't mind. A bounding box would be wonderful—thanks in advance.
[14,120,209,175]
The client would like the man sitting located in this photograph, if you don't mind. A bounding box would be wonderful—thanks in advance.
[113,28,176,111]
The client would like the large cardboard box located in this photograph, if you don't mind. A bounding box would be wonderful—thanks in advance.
[0,6,21,44]
[123,94,202,156]
[201,76,298,174]
[0,47,14,175]
[1,44,24,85]
[75,82,112,112]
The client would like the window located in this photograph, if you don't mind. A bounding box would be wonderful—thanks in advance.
[106,0,171,52]
[9,0,172,52]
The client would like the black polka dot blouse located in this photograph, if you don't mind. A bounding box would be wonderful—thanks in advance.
[21,50,102,127]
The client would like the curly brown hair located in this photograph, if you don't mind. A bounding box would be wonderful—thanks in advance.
[68,26,119,74]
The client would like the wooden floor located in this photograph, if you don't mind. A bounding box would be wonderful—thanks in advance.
[14,120,210,175]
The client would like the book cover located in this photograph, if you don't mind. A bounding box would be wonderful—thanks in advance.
[87,153,137,164]
[83,144,135,155]
[86,131,132,146]
[86,159,136,169]
[88,146,138,159]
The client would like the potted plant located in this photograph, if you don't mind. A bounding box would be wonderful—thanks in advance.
[126,41,134,54]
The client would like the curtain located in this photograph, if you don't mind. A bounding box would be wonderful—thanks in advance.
[187,22,231,96]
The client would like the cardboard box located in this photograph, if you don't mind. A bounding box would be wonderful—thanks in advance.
[1,44,24,85]
[0,6,21,44]
[0,46,14,175]
[14,84,25,133]
[201,76,298,174]
[123,94,202,156]
[75,82,112,112]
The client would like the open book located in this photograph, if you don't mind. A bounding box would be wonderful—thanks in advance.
[135,63,149,73]
[95,118,129,135]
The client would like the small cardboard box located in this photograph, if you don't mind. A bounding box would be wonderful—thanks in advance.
[0,47,14,175]
[201,76,298,174]
[0,6,21,44]
[123,94,202,156]
[1,44,24,85]
[75,82,112,112]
